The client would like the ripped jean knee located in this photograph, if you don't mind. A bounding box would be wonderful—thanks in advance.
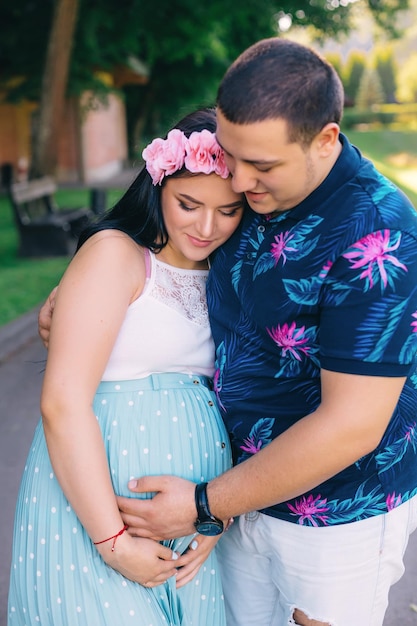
[290,607,333,626]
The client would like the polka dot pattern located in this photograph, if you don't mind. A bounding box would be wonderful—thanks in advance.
[8,373,231,625]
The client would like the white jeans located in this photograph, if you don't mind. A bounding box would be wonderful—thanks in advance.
[217,495,417,626]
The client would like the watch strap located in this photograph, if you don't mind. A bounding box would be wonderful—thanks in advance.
[195,482,223,527]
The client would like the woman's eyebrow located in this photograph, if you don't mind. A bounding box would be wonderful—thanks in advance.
[178,193,243,209]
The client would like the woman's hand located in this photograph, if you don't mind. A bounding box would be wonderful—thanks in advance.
[38,286,58,348]
[98,532,179,587]
[174,534,221,588]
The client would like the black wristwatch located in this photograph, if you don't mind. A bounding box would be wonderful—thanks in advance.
[194,482,224,536]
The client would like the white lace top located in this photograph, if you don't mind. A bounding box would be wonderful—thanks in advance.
[102,250,215,380]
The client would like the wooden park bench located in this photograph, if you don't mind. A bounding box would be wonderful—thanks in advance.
[7,176,94,257]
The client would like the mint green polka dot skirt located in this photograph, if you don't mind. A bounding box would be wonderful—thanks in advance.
[8,373,231,625]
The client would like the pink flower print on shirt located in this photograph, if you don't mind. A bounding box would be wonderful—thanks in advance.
[287,494,330,526]
[405,422,416,443]
[270,232,297,265]
[267,321,310,361]
[386,492,402,511]
[412,312,417,333]
[343,230,407,290]
[319,260,334,279]
[241,434,263,455]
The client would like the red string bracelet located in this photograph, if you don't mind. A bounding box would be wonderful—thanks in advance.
[93,524,128,552]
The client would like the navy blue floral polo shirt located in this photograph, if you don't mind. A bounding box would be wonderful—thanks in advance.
[207,134,417,526]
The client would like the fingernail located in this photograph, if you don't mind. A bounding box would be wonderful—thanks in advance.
[128,479,137,489]
[190,540,198,550]
[172,551,179,560]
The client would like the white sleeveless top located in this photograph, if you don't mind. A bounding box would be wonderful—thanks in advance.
[102,250,215,380]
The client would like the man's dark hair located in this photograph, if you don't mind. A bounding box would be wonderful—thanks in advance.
[217,38,344,146]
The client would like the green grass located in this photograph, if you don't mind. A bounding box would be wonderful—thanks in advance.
[0,188,124,328]
[345,128,417,207]
[1,129,416,328]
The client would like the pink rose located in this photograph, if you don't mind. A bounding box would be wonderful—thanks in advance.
[142,128,229,185]
[213,150,230,179]
[142,129,187,185]
[185,130,218,175]
[142,137,166,185]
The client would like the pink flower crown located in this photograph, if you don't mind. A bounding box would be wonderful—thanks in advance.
[142,128,230,186]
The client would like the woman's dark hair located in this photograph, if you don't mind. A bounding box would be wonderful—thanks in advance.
[77,108,218,252]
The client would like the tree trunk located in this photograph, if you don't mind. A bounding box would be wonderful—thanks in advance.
[31,0,79,178]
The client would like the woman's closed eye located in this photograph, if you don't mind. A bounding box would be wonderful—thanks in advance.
[179,201,196,212]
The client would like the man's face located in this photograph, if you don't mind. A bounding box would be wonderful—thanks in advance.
[216,110,323,214]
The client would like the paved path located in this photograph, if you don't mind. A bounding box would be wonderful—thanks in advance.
[0,313,416,625]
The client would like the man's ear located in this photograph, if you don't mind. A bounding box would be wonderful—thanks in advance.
[315,123,340,157]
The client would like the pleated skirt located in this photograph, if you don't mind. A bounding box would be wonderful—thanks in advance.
[8,373,232,626]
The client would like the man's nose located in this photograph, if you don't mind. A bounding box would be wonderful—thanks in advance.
[230,162,257,193]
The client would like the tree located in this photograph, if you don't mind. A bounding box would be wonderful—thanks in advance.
[396,52,417,102]
[356,66,385,108]
[31,0,79,176]
[372,45,398,103]
[344,50,367,106]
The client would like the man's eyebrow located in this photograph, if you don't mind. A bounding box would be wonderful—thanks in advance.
[217,141,281,166]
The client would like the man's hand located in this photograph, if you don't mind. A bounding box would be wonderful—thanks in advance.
[38,286,58,348]
[117,475,197,541]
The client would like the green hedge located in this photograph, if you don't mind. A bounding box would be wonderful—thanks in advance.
[341,104,417,130]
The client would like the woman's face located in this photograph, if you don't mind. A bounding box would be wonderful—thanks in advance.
[160,173,244,268]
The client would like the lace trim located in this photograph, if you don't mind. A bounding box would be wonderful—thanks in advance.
[149,261,209,326]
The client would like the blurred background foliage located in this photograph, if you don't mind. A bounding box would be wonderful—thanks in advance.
[1,0,416,160]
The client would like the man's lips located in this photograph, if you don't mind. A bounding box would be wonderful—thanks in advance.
[245,190,268,202]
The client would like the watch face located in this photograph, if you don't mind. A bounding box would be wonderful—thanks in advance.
[195,521,224,536]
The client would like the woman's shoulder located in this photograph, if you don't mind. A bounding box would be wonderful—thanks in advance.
[76,230,148,299]
[79,229,145,261]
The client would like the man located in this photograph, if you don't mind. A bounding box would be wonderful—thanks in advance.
[40,39,417,626]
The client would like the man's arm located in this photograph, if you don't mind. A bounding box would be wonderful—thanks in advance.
[117,369,405,539]
[38,286,58,348]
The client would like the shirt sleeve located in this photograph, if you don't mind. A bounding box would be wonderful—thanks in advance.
[319,229,417,377]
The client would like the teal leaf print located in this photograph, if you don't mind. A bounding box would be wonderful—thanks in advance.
[323,485,386,524]
[231,258,243,294]
[290,214,323,243]
[321,276,353,307]
[399,333,417,364]
[287,485,386,526]
[238,418,275,463]
[376,421,417,472]
[288,235,320,261]
[354,295,408,362]
[253,253,276,279]
[248,235,262,251]
[283,276,324,306]
[370,170,397,204]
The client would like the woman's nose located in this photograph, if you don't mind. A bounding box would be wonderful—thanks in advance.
[197,212,215,237]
